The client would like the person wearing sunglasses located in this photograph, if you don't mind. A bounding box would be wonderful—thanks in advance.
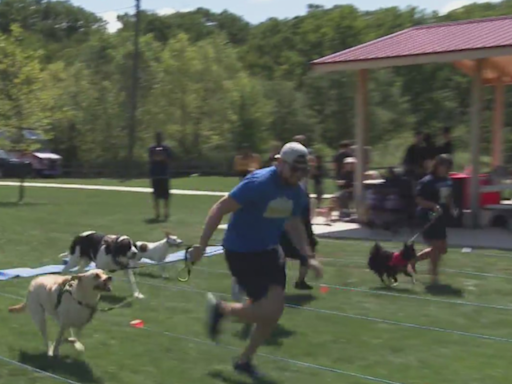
[188,141,323,379]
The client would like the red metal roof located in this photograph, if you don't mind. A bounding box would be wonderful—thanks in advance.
[312,16,512,65]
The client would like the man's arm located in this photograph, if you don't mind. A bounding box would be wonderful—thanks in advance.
[284,217,313,258]
[199,196,241,250]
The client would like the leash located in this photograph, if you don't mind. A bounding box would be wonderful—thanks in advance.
[407,210,441,243]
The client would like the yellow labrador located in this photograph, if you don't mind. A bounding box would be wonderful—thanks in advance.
[8,269,112,357]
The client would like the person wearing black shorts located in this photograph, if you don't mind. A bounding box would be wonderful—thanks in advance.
[148,132,173,221]
[412,154,455,285]
[280,198,319,290]
[188,142,323,379]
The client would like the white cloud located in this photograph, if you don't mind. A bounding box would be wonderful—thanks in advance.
[101,11,122,33]
[156,8,178,16]
[439,0,498,14]
[101,8,193,34]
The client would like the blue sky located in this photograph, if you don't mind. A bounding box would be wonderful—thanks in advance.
[72,0,488,31]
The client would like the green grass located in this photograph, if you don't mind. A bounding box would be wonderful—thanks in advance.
[0,184,511,384]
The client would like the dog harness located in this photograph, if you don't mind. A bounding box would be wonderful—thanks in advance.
[55,281,98,324]
[389,251,408,268]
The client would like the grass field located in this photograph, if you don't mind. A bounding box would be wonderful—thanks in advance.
[0,182,511,384]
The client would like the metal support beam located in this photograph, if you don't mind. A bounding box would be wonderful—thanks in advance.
[355,69,368,221]
[127,0,141,177]
[469,59,483,228]
[491,78,505,167]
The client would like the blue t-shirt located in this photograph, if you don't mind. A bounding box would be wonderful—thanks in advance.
[416,174,453,219]
[149,144,173,178]
[223,166,308,253]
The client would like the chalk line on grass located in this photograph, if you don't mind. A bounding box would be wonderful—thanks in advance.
[0,181,332,199]
[0,291,404,384]
[191,265,512,311]
[122,278,512,344]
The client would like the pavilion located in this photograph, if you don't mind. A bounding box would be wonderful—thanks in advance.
[311,15,512,228]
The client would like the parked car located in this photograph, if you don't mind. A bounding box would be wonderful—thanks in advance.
[0,150,32,178]
[16,151,62,178]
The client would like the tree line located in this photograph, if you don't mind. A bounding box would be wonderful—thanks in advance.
[0,0,511,176]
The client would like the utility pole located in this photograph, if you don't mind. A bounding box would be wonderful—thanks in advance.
[127,0,141,178]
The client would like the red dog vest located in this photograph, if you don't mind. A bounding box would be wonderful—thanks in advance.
[389,252,408,268]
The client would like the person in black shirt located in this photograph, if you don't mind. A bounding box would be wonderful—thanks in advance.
[311,154,325,207]
[411,154,455,285]
[333,141,352,180]
[148,132,173,221]
[437,127,453,157]
[402,131,424,180]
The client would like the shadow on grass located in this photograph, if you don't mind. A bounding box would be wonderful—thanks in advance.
[208,369,278,384]
[373,285,416,294]
[0,201,47,208]
[233,323,296,347]
[18,351,103,384]
[143,218,163,225]
[285,293,316,307]
[425,283,464,297]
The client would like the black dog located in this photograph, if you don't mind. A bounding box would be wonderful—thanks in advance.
[367,242,417,286]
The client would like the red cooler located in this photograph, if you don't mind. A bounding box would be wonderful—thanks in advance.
[450,172,501,209]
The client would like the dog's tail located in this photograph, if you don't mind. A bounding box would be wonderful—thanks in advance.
[8,302,26,314]
[367,242,383,272]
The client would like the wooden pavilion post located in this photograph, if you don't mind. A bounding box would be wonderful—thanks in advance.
[491,77,505,167]
[469,59,483,228]
[355,69,368,220]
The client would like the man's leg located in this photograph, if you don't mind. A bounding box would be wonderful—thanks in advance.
[151,178,160,219]
[163,179,170,220]
[206,285,285,377]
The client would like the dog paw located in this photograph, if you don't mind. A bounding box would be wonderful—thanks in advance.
[74,341,85,352]
[134,292,145,299]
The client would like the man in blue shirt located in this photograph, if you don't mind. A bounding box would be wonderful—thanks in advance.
[148,132,173,221]
[189,142,323,379]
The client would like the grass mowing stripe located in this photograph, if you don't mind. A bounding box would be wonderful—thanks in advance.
[140,326,408,384]
[130,277,512,344]
[0,291,406,384]
[191,266,512,311]
[0,355,81,384]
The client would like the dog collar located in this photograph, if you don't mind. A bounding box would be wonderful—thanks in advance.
[55,281,98,323]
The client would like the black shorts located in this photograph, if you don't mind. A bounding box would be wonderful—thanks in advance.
[151,178,170,200]
[225,248,286,302]
[422,214,447,241]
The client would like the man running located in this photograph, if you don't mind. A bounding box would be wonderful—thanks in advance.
[189,142,323,378]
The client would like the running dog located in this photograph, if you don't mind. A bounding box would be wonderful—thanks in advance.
[59,231,144,298]
[367,242,417,286]
[134,232,183,278]
[8,269,112,357]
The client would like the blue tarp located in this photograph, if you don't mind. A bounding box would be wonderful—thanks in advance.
[0,246,224,281]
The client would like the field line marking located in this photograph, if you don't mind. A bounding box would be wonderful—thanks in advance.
[189,266,512,311]
[0,291,404,384]
[140,326,407,384]
[117,278,512,344]
[0,181,332,199]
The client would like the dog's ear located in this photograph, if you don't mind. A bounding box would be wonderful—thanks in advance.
[138,243,148,253]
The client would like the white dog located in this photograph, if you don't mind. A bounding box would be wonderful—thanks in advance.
[135,232,183,278]
[8,269,112,357]
[60,231,144,298]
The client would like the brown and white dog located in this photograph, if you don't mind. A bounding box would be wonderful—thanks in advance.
[8,269,112,357]
[135,232,183,278]
[59,231,144,298]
